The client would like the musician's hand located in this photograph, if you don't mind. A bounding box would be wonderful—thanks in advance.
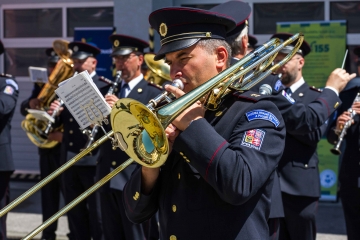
[105,94,119,108]
[325,68,357,93]
[48,131,63,142]
[164,84,205,131]
[29,98,41,109]
[352,101,360,115]
[165,123,180,153]
[47,100,63,116]
[336,111,353,130]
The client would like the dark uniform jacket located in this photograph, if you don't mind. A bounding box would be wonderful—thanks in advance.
[20,83,62,155]
[123,91,286,240]
[0,75,19,171]
[59,74,110,165]
[327,85,360,190]
[277,82,327,197]
[96,79,162,191]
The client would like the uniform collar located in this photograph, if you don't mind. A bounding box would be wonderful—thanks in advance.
[121,73,143,91]
[287,77,305,93]
[90,71,96,78]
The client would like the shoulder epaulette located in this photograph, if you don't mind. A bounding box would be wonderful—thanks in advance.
[99,76,113,85]
[309,86,322,92]
[233,90,269,102]
[0,73,13,78]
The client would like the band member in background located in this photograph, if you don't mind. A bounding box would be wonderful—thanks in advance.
[123,7,286,239]
[20,48,66,240]
[327,46,360,240]
[0,40,19,240]
[48,42,107,240]
[96,34,162,240]
[247,35,258,54]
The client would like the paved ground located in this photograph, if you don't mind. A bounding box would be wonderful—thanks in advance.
[5,180,349,240]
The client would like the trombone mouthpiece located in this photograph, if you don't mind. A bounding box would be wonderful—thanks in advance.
[172,79,184,90]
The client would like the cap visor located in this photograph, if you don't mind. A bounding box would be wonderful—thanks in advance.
[110,48,135,56]
[154,38,200,61]
[71,52,92,60]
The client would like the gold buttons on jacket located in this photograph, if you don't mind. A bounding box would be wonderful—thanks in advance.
[69,130,73,134]
[178,173,181,179]
[215,111,223,117]
[299,93,304,97]
[172,205,177,212]
[138,88,143,93]
[69,118,73,122]
[112,161,116,166]
[170,235,177,240]
[69,142,73,146]
[334,102,339,109]
[133,191,140,200]
[179,152,184,156]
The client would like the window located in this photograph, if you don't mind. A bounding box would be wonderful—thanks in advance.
[67,7,113,37]
[4,48,48,76]
[330,2,360,33]
[4,9,62,38]
[253,2,324,34]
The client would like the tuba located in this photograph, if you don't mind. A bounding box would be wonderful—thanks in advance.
[21,40,74,148]
[144,53,171,87]
[2,33,303,239]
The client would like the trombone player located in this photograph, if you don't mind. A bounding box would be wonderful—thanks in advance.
[123,7,286,239]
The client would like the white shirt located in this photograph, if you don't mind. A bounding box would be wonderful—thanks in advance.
[120,74,143,97]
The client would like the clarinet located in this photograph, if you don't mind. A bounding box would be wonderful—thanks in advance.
[330,93,360,155]
[81,71,122,152]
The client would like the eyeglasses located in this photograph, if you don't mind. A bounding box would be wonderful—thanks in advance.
[113,54,138,62]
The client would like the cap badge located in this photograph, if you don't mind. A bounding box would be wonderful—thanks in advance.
[114,40,120,47]
[73,46,79,52]
[159,23,168,37]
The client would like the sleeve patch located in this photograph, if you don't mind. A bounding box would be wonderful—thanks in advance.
[245,109,280,127]
[3,86,14,95]
[274,80,282,91]
[281,90,295,104]
[6,79,18,90]
[241,129,265,151]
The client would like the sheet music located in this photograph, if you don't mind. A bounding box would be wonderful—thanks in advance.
[27,109,55,123]
[55,70,111,129]
[28,66,48,83]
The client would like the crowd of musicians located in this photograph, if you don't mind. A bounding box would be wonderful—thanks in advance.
[0,1,360,240]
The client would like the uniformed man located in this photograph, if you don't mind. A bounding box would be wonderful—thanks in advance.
[123,7,287,239]
[327,46,360,240]
[20,47,65,240]
[0,40,19,240]
[49,41,107,240]
[96,34,162,240]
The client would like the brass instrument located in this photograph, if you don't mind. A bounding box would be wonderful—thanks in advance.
[2,33,303,239]
[144,53,171,87]
[330,92,360,155]
[21,40,74,148]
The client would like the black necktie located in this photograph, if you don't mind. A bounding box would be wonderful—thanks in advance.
[119,83,129,98]
[285,87,292,96]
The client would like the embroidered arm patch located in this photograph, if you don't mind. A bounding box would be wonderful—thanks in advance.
[3,86,14,95]
[245,109,280,127]
[274,79,282,91]
[241,129,265,151]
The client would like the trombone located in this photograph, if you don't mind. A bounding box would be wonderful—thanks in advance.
[3,33,303,239]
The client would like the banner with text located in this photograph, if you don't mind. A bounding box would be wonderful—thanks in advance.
[277,20,347,87]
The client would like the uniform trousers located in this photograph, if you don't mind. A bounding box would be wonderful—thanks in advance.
[279,192,318,240]
[0,172,12,240]
[340,186,360,240]
[268,218,281,240]
[100,190,159,240]
[39,146,63,239]
[62,166,102,240]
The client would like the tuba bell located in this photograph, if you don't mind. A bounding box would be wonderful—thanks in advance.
[21,40,74,148]
[144,53,171,87]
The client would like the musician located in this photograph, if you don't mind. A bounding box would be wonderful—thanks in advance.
[20,48,65,240]
[95,34,162,240]
[123,7,286,239]
[0,40,19,240]
[49,42,107,240]
[327,46,360,240]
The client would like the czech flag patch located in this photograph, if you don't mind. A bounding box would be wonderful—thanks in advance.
[241,129,265,151]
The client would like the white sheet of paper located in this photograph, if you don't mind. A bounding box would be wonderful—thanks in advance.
[27,109,55,123]
[28,66,48,83]
[55,70,111,129]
